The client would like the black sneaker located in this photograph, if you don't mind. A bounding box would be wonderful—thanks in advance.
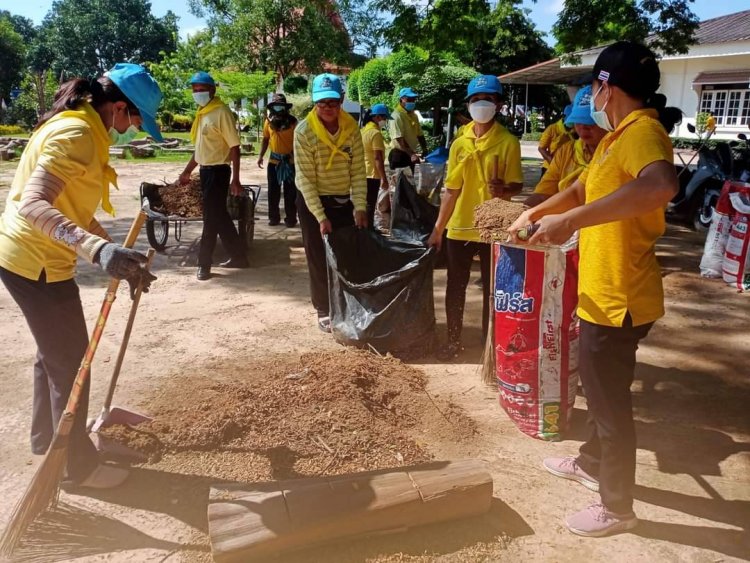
[197,266,211,281]
[284,219,298,228]
[268,219,281,226]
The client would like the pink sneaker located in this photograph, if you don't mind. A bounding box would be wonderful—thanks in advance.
[566,503,638,537]
[542,456,599,491]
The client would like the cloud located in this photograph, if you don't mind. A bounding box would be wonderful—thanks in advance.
[543,0,565,15]
[180,25,207,40]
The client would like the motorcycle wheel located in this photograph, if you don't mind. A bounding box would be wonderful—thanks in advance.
[691,187,720,232]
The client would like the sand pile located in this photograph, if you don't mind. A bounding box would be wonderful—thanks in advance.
[156,176,203,217]
[474,199,525,242]
[100,349,476,481]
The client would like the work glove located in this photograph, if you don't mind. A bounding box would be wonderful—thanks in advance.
[126,269,157,300]
[95,243,148,280]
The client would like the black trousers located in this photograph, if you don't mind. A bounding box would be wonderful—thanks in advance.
[297,192,355,317]
[267,163,298,224]
[0,267,98,482]
[576,315,654,514]
[366,178,381,228]
[198,164,245,267]
[445,238,491,345]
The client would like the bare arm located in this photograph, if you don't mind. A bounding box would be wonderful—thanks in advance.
[538,146,553,163]
[179,154,198,185]
[374,150,389,189]
[418,135,428,155]
[257,137,270,167]
[426,188,461,250]
[229,145,242,195]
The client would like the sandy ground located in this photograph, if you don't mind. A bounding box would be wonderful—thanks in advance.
[0,157,748,562]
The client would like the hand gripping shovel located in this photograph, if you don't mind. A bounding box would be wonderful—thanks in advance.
[88,248,156,460]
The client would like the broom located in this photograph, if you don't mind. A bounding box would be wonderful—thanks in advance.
[480,156,500,386]
[0,211,147,556]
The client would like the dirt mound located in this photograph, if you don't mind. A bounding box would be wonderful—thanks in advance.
[157,176,203,217]
[101,349,476,481]
[474,198,525,242]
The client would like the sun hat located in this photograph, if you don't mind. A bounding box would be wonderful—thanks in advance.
[106,63,163,142]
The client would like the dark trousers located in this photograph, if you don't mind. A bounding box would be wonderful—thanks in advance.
[198,164,244,267]
[576,315,654,514]
[0,267,98,482]
[445,238,491,344]
[296,192,355,317]
[267,163,298,224]
[366,178,381,228]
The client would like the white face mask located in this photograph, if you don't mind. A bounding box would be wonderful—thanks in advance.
[108,107,139,145]
[590,85,614,132]
[469,100,497,124]
[193,91,211,107]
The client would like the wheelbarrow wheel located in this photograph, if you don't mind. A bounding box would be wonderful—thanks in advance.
[146,219,169,251]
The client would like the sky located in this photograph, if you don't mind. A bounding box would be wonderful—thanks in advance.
[0,0,745,44]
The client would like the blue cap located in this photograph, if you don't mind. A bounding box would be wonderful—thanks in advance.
[189,71,215,86]
[312,73,343,102]
[565,86,596,127]
[106,63,163,142]
[398,87,419,99]
[563,104,573,118]
[466,75,502,100]
[370,103,391,117]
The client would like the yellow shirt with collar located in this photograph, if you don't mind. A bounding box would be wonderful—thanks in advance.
[445,121,524,242]
[361,121,386,179]
[539,119,573,169]
[263,118,296,165]
[389,105,423,152]
[0,102,112,282]
[534,139,591,196]
[576,109,673,328]
[194,103,241,165]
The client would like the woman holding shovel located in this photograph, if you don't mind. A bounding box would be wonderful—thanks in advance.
[427,75,524,360]
[0,63,161,489]
[509,41,681,537]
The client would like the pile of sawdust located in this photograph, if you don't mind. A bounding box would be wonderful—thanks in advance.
[156,176,203,217]
[474,199,525,243]
[100,349,476,481]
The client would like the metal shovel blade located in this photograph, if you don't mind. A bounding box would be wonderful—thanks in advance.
[90,432,149,463]
[90,406,152,433]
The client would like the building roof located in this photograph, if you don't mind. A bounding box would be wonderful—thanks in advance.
[694,9,750,44]
[500,58,593,85]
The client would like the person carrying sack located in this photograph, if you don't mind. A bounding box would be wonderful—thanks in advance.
[178,71,248,281]
[257,93,298,227]
[0,63,160,489]
[427,75,524,360]
[294,73,368,333]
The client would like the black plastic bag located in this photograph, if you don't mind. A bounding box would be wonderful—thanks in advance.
[325,226,436,358]
[390,170,439,244]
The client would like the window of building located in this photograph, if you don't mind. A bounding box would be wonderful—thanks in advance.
[700,87,750,127]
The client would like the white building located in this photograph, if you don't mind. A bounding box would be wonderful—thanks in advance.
[500,9,750,140]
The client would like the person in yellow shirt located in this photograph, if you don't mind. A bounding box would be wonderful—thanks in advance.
[360,103,390,226]
[388,87,428,170]
[427,75,524,360]
[525,86,607,208]
[178,71,247,281]
[538,105,574,174]
[0,63,161,489]
[510,41,681,538]
[257,93,298,227]
[294,73,367,332]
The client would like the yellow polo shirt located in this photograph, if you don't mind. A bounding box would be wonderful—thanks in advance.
[534,139,591,196]
[577,109,673,328]
[445,121,523,242]
[361,122,386,179]
[263,119,296,165]
[0,102,112,282]
[389,105,423,152]
[539,119,573,169]
[194,104,240,166]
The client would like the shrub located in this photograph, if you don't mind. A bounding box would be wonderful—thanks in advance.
[521,132,543,141]
[283,75,308,95]
[160,110,174,129]
[0,125,25,135]
[172,114,193,131]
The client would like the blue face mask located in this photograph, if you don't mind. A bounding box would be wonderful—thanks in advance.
[590,85,614,132]
[404,102,416,112]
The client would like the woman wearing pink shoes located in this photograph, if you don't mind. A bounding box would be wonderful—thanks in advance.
[510,41,682,537]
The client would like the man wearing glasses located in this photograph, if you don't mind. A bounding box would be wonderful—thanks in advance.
[294,73,367,333]
[389,87,428,170]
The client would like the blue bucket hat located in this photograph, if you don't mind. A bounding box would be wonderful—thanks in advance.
[370,103,391,118]
[398,87,419,99]
[563,104,573,118]
[466,75,503,100]
[312,73,343,102]
[189,71,215,86]
[565,86,596,127]
[106,63,163,142]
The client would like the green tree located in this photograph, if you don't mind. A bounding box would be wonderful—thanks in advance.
[192,0,350,87]
[0,19,25,103]
[357,58,393,106]
[337,0,385,58]
[43,0,179,77]
[213,70,275,130]
[0,11,36,43]
[552,0,699,55]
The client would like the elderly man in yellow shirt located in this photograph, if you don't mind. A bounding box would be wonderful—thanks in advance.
[538,104,574,175]
[294,73,367,332]
[388,87,428,170]
[511,41,681,538]
[178,71,247,281]
[525,86,607,208]
[427,75,524,360]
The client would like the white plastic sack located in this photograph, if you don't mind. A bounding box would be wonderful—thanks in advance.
[722,191,750,291]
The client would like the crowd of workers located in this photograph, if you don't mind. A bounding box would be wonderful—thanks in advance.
[0,40,682,538]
